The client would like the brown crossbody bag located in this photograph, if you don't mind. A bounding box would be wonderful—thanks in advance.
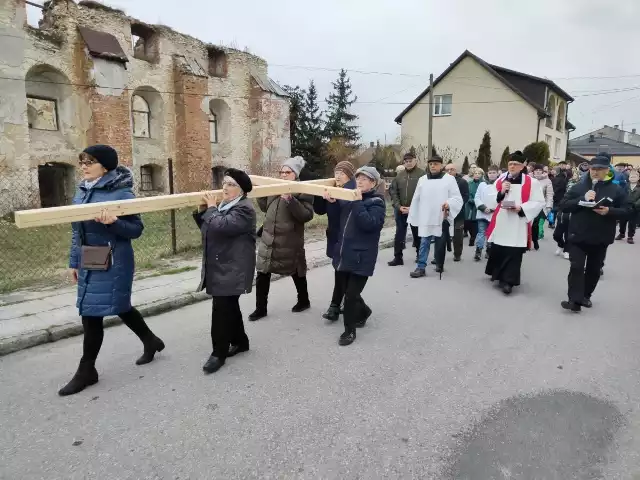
[78,216,113,271]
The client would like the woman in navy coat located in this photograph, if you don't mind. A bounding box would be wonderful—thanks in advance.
[59,145,164,396]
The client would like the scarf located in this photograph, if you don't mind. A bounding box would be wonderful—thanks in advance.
[218,195,243,212]
[84,177,101,190]
[486,172,532,249]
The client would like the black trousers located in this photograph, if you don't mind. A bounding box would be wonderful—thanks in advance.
[619,211,638,238]
[330,270,344,306]
[81,307,153,365]
[211,295,248,360]
[464,220,478,247]
[485,244,526,286]
[452,218,465,258]
[393,208,419,260]
[336,271,368,333]
[531,211,546,246]
[567,243,608,303]
[553,212,570,251]
[255,271,308,311]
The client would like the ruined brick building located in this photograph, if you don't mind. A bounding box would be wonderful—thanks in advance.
[0,0,290,214]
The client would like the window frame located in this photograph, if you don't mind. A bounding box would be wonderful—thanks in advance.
[433,94,452,117]
[132,94,151,139]
[140,165,154,192]
[26,95,59,131]
[209,109,218,144]
[554,138,561,159]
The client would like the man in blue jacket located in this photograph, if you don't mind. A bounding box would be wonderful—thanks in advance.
[324,166,386,346]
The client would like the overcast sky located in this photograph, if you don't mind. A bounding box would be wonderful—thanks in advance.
[28,0,640,145]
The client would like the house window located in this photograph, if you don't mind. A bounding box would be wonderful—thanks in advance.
[140,165,154,191]
[132,95,150,138]
[209,110,218,143]
[131,23,157,62]
[27,96,58,131]
[554,138,561,159]
[433,94,452,116]
[207,48,228,78]
[556,101,565,133]
[545,134,552,147]
[545,96,556,128]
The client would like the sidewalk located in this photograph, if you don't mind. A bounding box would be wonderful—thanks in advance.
[0,227,400,356]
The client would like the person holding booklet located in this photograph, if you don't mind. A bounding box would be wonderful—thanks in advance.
[558,154,630,312]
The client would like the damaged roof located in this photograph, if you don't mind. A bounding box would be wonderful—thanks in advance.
[174,54,208,77]
[78,26,127,63]
[251,71,289,97]
[394,50,574,124]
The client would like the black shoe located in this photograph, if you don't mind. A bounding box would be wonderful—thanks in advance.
[501,283,513,295]
[616,234,625,240]
[58,363,99,396]
[322,303,340,321]
[388,258,404,266]
[355,305,372,328]
[474,247,482,262]
[561,300,581,313]
[435,265,444,273]
[533,241,540,251]
[580,298,592,308]
[228,344,249,357]
[292,300,310,313]
[136,335,165,365]
[431,259,437,265]
[339,331,356,346]
[203,355,225,374]
[410,268,426,278]
[453,256,461,262]
[248,309,267,321]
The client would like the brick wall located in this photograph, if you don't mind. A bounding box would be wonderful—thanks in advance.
[87,91,133,166]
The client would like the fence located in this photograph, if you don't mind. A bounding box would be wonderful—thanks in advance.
[0,160,394,293]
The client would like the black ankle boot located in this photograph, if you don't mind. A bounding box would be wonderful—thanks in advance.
[292,299,311,313]
[474,247,482,261]
[249,309,267,321]
[58,362,99,396]
[322,303,340,321]
[136,335,165,365]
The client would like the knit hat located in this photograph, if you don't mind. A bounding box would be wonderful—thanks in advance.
[355,165,381,184]
[224,168,252,193]
[508,150,527,164]
[81,144,118,171]
[590,155,611,169]
[334,160,355,179]
[282,156,306,179]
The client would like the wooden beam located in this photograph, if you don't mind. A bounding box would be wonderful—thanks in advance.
[14,179,356,228]
[249,175,336,187]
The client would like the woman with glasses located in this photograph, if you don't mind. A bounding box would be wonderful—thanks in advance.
[195,168,256,374]
[59,145,164,396]
[249,156,314,321]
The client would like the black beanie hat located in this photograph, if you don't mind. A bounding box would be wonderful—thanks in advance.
[82,145,118,171]
[508,150,527,164]
[224,168,252,193]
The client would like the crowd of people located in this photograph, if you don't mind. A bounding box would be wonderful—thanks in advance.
[57,144,637,396]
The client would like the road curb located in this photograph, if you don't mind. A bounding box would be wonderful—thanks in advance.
[0,240,395,357]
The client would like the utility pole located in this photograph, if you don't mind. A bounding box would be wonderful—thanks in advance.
[427,73,434,162]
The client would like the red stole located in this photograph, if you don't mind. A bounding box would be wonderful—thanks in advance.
[486,174,532,249]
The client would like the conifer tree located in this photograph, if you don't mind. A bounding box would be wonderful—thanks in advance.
[324,69,359,145]
[500,146,510,170]
[477,130,492,171]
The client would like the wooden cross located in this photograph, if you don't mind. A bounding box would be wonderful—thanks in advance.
[13,175,358,228]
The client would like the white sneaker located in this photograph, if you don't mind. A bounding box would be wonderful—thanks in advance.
[563,252,570,260]
[555,248,562,256]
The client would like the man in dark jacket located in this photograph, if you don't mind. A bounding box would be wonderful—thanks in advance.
[388,152,425,266]
[444,163,470,261]
[325,166,386,346]
[559,155,630,312]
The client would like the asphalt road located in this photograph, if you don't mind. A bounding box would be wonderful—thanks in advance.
[1,237,639,479]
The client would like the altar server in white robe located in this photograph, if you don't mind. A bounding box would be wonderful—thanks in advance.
[484,151,545,294]
[408,154,463,278]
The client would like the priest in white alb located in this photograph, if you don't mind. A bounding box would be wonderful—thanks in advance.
[408,154,463,278]
[484,150,545,294]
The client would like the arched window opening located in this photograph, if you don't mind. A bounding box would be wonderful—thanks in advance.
[132,94,150,138]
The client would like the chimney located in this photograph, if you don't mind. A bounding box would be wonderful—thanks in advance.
[633,128,637,134]
[589,134,595,143]
[614,124,619,129]
[370,141,374,148]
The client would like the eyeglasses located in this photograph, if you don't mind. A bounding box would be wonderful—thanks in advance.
[222,180,239,188]
[279,170,294,175]
[79,158,98,167]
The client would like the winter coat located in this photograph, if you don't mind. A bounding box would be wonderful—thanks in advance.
[537,175,554,215]
[453,174,469,222]
[194,197,256,296]
[256,193,314,276]
[69,166,143,317]
[552,171,569,206]
[389,166,425,209]
[332,189,386,277]
[559,170,630,246]
[465,178,483,221]
[313,179,356,258]
[628,183,640,212]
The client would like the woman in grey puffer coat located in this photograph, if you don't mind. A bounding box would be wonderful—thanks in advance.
[195,168,257,375]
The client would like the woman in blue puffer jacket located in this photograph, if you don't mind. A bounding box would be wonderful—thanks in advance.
[59,145,164,397]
